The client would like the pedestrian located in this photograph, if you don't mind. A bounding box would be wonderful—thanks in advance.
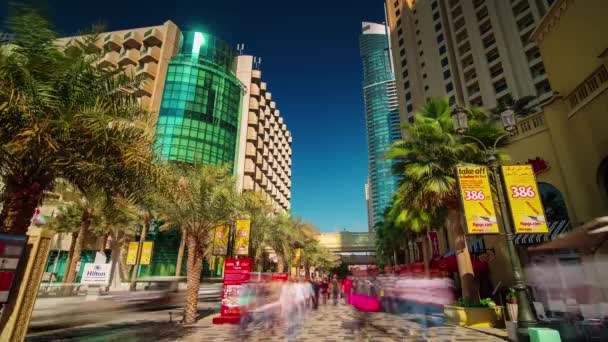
[342,276,353,304]
[330,274,340,305]
[320,278,328,305]
[310,278,320,309]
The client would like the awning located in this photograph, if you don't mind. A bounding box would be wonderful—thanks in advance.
[529,217,608,252]
[430,254,490,273]
[514,220,570,245]
[442,238,485,258]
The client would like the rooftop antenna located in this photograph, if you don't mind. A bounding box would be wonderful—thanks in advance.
[236,43,245,55]
[253,56,262,70]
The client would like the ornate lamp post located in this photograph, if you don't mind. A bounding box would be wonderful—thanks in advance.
[451,106,539,341]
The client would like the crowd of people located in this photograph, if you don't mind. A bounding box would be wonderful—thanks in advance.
[234,267,456,338]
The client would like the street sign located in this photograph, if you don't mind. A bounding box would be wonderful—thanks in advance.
[80,263,111,285]
[502,165,549,234]
[456,166,499,234]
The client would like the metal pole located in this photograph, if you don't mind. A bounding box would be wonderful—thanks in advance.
[488,152,538,341]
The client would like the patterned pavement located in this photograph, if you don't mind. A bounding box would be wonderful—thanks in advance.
[182,302,507,342]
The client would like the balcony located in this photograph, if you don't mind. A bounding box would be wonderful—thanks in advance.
[250,83,260,97]
[509,112,546,141]
[136,62,158,79]
[140,46,160,63]
[255,167,262,181]
[256,152,263,166]
[98,51,119,68]
[103,33,122,52]
[134,80,154,97]
[244,159,255,174]
[118,49,140,66]
[249,97,259,111]
[122,31,142,50]
[252,69,261,80]
[143,28,163,47]
[246,127,257,141]
[248,112,258,125]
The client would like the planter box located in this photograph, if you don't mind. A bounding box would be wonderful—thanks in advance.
[444,305,505,328]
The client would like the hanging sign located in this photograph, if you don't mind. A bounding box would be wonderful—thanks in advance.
[140,241,154,265]
[212,225,229,256]
[234,220,251,256]
[0,234,27,303]
[456,166,499,234]
[501,165,548,234]
[126,242,139,265]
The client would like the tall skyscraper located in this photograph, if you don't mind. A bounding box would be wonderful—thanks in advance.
[359,22,402,227]
[385,0,556,123]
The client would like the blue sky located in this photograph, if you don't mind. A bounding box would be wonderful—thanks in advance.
[3,0,386,232]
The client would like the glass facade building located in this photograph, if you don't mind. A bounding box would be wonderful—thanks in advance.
[359,22,402,227]
[155,31,243,169]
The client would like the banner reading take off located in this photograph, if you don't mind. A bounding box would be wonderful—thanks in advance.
[234,219,251,256]
[213,225,229,256]
[456,166,499,234]
[126,242,139,265]
[501,165,548,234]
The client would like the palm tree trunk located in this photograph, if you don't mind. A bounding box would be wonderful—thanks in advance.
[447,207,480,303]
[108,231,125,290]
[64,210,90,285]
[175,229,186,277]
[184,233,204,324]
[393,249,397,265]
[277,256,285,273]
[421,234,431,276]
[0,177,46,235]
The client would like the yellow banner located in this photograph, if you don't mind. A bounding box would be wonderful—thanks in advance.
[234,219,251,256]
[212,225,229,256]
[456,166,500,234]
[292,248,302,266]
[290,266,297,277]
[502,165,549,234]
[126,242,139,265]
[140,241,154,265]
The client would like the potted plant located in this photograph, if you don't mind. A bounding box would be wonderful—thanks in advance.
[444,298,505,328]
[506,288,518,321]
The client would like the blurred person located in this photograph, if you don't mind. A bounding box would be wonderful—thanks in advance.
[310,277,319,309]
[319,277,329,305]
[342,276,353,304]
[330,274,340,305]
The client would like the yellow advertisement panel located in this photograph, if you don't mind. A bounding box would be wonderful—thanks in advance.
[290,266,297,277]
[140,241,154,265]
[212,225,229,256]
[456,166,500,234]
[292,248,302,266]
[234,219,251,256]
[502,165,549,234]
[126,242,139,265]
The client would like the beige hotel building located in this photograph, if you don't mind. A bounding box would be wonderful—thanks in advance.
[386,0,557,124]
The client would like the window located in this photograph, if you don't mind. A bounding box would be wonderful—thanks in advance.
[476,6,488,21]
[407,104,413,112]
[486,47,499,63]
[404,81,410,89]
[419,50,424,56]
[452,6,463,18]
[446,82,454,92]
[435,23,442,32]
[525,46,541,62]
[416,29,420,35]
[439,45,446,54]
[459,42,471,55]
[437,33,444,43]
[402,70,408,78]
[401,60,407,67]
[454,17,466,31]
[417,40,422,46]
[479,20,492,35]
[441,57,449,67]
[482,34,496,49]
[431,1,438,10]
[421,62,426,68]
[408,116,415,124]
[512,1,530,17]
[490,62,503,78]
[415,19,419,25]
[394,0,399,8]
[455,29,468,43]
[443,70,451,79]
[473,0,484,8]
[424,85,429,91]
[433,12,440,21]
[423,73,427,79]
[405,92,412,100]
[449,96,456,105]
[398,28,403,35]
[400,48,405,57]
[493,78,508,94]
[461,54,474,68]
[399,38,404,46]
[517,13,535,31]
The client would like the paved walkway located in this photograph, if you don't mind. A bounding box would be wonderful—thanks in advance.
[182,302,507,342]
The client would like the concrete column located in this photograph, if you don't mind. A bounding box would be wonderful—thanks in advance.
[1,227,55,342]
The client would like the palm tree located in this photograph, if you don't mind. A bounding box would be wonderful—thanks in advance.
[153,164,239,324]
[239,191,273,271]
[264,213,304,273]
[387,97,507,302]
[0,8,159,235]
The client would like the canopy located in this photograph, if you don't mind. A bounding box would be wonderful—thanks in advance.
[529,217,608,252]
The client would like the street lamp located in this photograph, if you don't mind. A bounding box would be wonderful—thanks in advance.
[451,107,539,341]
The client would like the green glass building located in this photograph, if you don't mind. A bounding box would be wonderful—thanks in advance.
[155,31,243,169]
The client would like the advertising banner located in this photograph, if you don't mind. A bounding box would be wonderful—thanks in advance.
[0,234,27,303]
[234,220,251,256]
[140,241,154,265]
[215,258,251,324]
[126,242,139,265]
[80,263,111,285]
[501,165,549,234]
[292,248,302,266]
[456,166,500,234]
[428,231,440,258]
[212,225,229,256]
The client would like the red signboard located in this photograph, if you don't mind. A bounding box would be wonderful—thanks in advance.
[0,234,27,303]
[271,273,289,281]
[213,258,252,324]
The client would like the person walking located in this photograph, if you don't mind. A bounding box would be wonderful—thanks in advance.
[330,274,340,305]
